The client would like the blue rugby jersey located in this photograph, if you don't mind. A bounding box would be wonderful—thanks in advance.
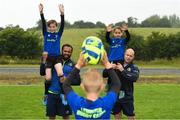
[40,57,81,94]
[63,68,121,119]
[106,31,130,62]
[40,14,64,56]
[108,37,127,62]
[67,91,117,119]
[43,32,62,56]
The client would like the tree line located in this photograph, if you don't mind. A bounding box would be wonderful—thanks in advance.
[29,14,180,30]
[0,25,180,61]
[0,26,42,59]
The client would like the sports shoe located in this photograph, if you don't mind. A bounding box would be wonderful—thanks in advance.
[43,94,48,106]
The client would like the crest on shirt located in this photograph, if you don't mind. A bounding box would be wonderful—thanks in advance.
[127,67,131,72]
[48,34,51,37]
[68,63,73,66]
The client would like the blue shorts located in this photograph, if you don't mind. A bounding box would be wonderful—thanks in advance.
[111,101,135,116]
[46,93,72,117]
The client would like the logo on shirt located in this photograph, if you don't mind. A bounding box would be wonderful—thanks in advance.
[111,44,122,48]
[77,108,106,118]
[127,67,131,72]
[68,63,73,67]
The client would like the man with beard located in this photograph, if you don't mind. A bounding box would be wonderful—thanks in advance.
[40,44,81,120]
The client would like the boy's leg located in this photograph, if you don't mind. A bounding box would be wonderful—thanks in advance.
[43,80,50,106]
[128,116,135,120]
[44,60,53,105]
[46,94,57,120]
[114,112,122,120]
[46,68,52,81]
[121,102,135,120]
[45,56,54,81]
[42,52,48,63]
[57,94,72,120]
[112,102,123,120]
[54,56,65,84]
[62,116,69,120]
[54,63,64,77]
[49,117,56,120]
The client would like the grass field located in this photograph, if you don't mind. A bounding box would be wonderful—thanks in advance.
[0,84,180,119]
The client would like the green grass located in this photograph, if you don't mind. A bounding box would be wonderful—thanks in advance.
[135,57,180,68]
[0,84,180,119]
[129,28,180,39]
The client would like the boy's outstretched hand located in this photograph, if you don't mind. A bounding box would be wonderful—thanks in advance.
[106,24,113,32]
[59,4,64,15]
[121,23,128,31]
[75,52,86,69]
[102,51,112,69]
[39,3,43,14]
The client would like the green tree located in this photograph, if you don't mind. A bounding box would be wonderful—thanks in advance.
[127,34,146,60]
[159,16,171,27]
[141,15,161,27]
[169,14,180,27]
[127,17,138,27]
[0,26,42,59]
[96,21,106,28]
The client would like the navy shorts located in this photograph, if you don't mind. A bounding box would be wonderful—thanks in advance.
[46,56,61,68]
[111,101,135,116]
[111,59,124,65]
[46,93,72,117]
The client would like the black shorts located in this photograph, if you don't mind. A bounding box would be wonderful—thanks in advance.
[111,59,124,65]
[46,56,61,68]
[111,101,135,117]
[46,94,72,117]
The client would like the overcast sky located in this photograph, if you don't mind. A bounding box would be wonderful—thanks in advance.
[0,0,180,29]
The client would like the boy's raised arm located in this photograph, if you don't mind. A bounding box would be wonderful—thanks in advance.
[106,24,113,44]
[58,4,65,35]
[121,23,130,44]
[39,4,47,35]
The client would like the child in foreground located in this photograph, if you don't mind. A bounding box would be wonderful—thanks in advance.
[63,52,121,119]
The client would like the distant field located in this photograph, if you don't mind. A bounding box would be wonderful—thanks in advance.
[129,28,180,38]
[0,28,180,66]
[60,28,180,61]
[0,84,180,119]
